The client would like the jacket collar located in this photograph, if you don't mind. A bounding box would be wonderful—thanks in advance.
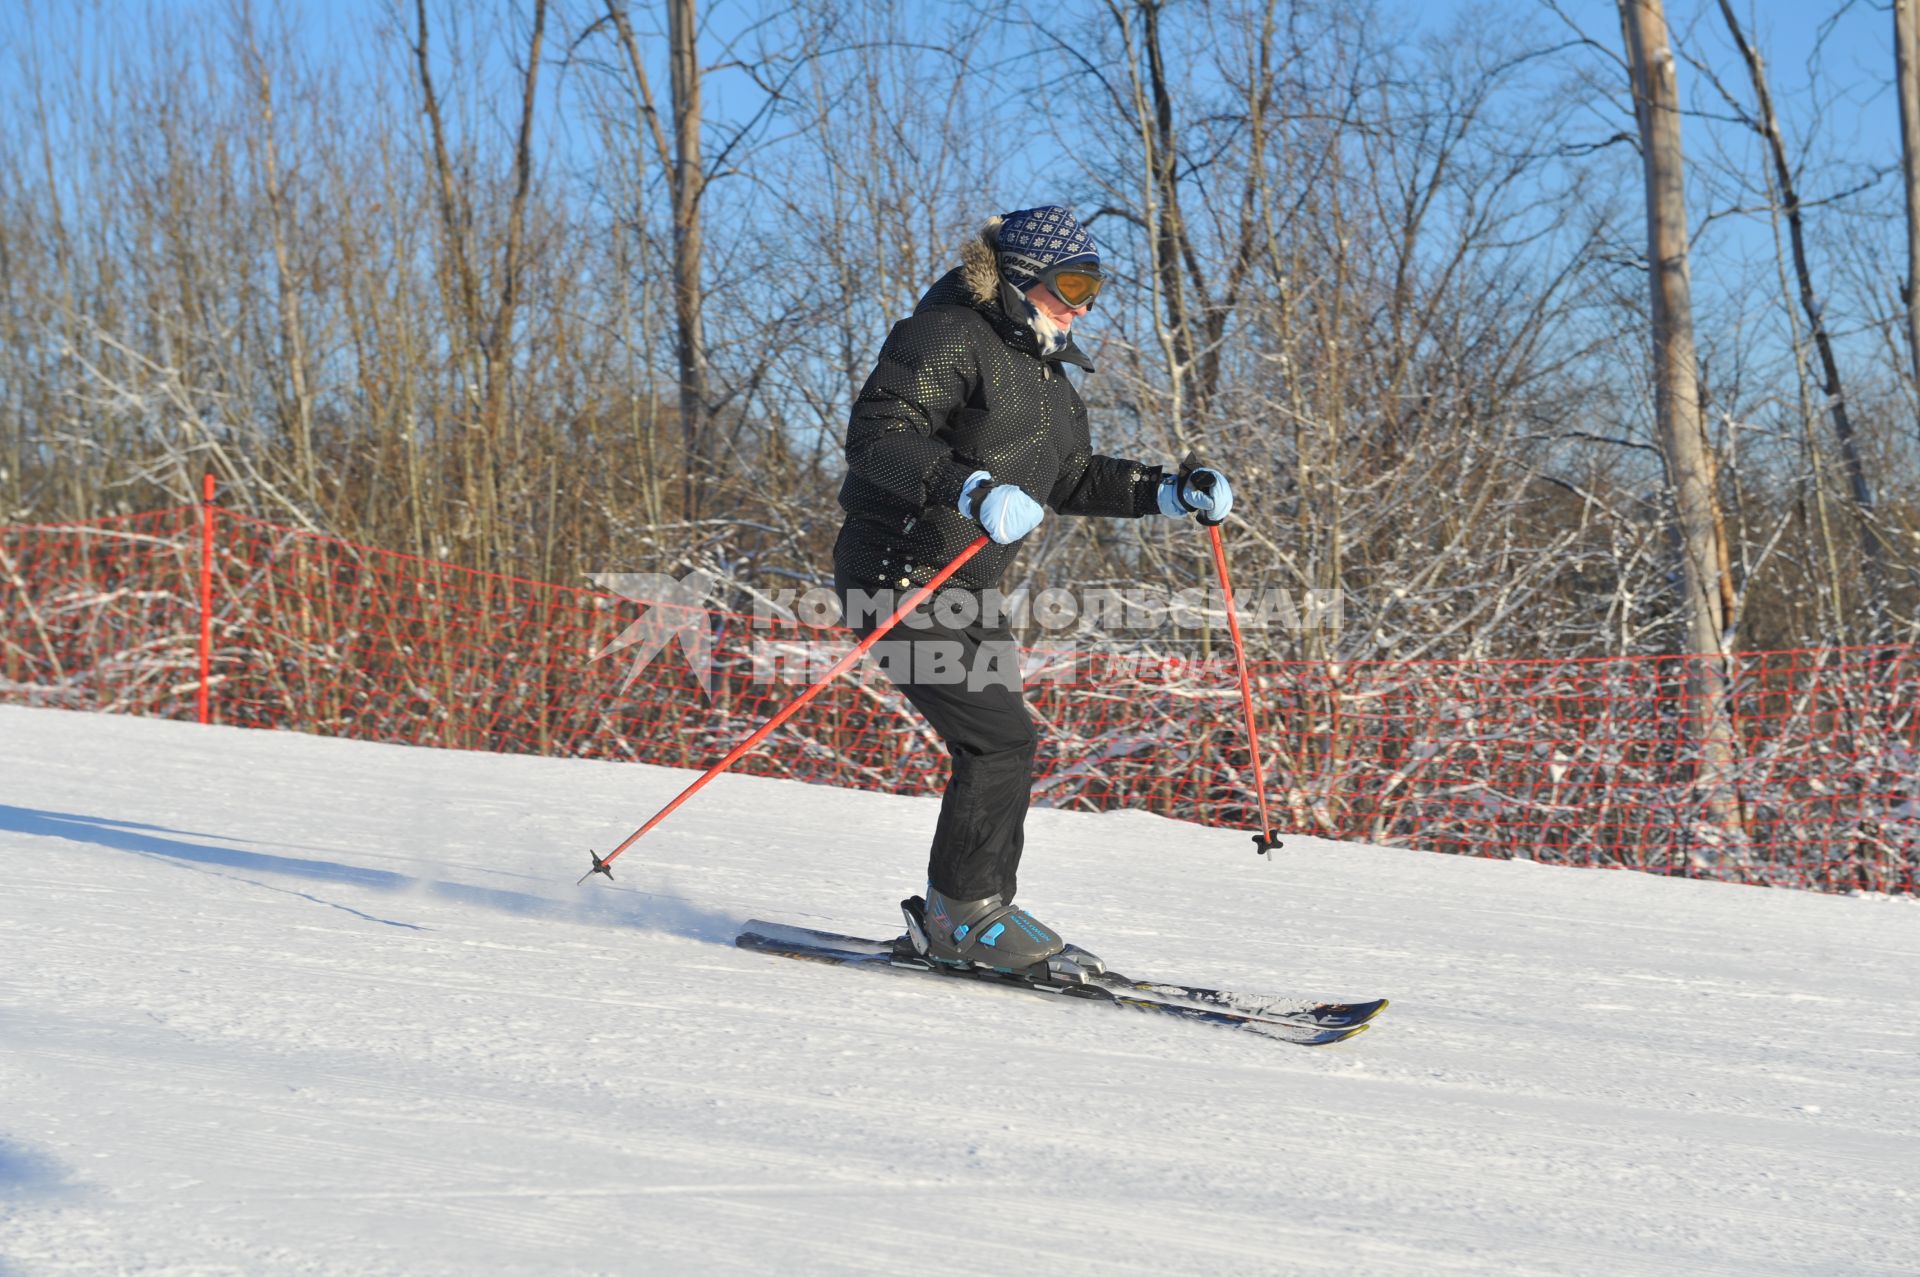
[914,267,1094,373]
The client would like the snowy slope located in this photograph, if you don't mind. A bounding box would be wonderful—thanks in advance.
[1,704,1915,1277]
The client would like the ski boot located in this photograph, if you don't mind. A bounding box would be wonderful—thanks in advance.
[900,889,1105,987]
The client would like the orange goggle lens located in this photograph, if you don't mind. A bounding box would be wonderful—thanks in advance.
[1048,270,1104,308]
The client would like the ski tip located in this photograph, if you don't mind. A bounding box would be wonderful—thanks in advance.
[1335,998,1389,1029]
[1256,1019,1370,1046]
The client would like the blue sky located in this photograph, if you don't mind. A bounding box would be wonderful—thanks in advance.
[12,1,1899,159]
[7,1,1901,206]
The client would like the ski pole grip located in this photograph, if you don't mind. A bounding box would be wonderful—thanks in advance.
[1177,449,1227,527]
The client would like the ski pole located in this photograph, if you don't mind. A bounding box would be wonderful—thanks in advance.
[580,534,992,884]
[1184,459,1281,857]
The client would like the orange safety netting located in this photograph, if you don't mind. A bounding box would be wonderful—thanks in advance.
[3,504,1914,894]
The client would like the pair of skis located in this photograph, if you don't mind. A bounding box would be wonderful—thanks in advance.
[581,500,1362,1045]
[735,910,1387,1047]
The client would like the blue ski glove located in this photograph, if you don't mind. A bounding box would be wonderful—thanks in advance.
[1158,466,1234,525]
[959,470,1046,545]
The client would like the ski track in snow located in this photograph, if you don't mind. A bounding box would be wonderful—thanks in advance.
[1,703,1916,1276]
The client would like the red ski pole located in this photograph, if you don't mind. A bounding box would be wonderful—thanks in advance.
[1203,511,1282,857]
[580,534,992,884]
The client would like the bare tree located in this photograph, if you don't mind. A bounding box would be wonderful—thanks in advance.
[1716,0,1888,637]
[602,0,708,524]
[1619,0,1741,842]
[233,0,320,501]
[1898,0,1920,416]
[411,0,548,565]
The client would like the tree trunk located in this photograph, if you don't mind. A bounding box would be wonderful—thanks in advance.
[412,0,488,550]
[412,0,545,566]
[1720,0,1887,638]
[1897,0,1920,421]
[241,27,319,505]
[1620,0,1743,844]
[603,2,677,532]
[1137,0,1199,416]
[1120,0,1259,423]
[667,0,709,523]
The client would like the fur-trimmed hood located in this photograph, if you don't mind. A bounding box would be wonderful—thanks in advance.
[958,215,1006,307]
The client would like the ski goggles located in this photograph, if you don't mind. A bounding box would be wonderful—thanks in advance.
[1039,263,1105,310]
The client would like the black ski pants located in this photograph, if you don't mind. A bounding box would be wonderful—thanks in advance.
[835,576,1036,903]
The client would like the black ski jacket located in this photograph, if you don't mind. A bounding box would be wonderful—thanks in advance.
[834,237,1165,594]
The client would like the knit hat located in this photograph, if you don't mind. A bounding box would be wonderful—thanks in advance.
[994,205,1099,291]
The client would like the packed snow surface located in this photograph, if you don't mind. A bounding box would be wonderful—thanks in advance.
[1,705,1916,1276]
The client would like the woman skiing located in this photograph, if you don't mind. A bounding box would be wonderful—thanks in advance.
[833,205,1234,978]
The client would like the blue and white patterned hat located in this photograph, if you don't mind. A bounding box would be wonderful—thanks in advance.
[995,205,1099,291]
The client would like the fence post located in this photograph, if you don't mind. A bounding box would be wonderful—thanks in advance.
[198,473,217,725]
